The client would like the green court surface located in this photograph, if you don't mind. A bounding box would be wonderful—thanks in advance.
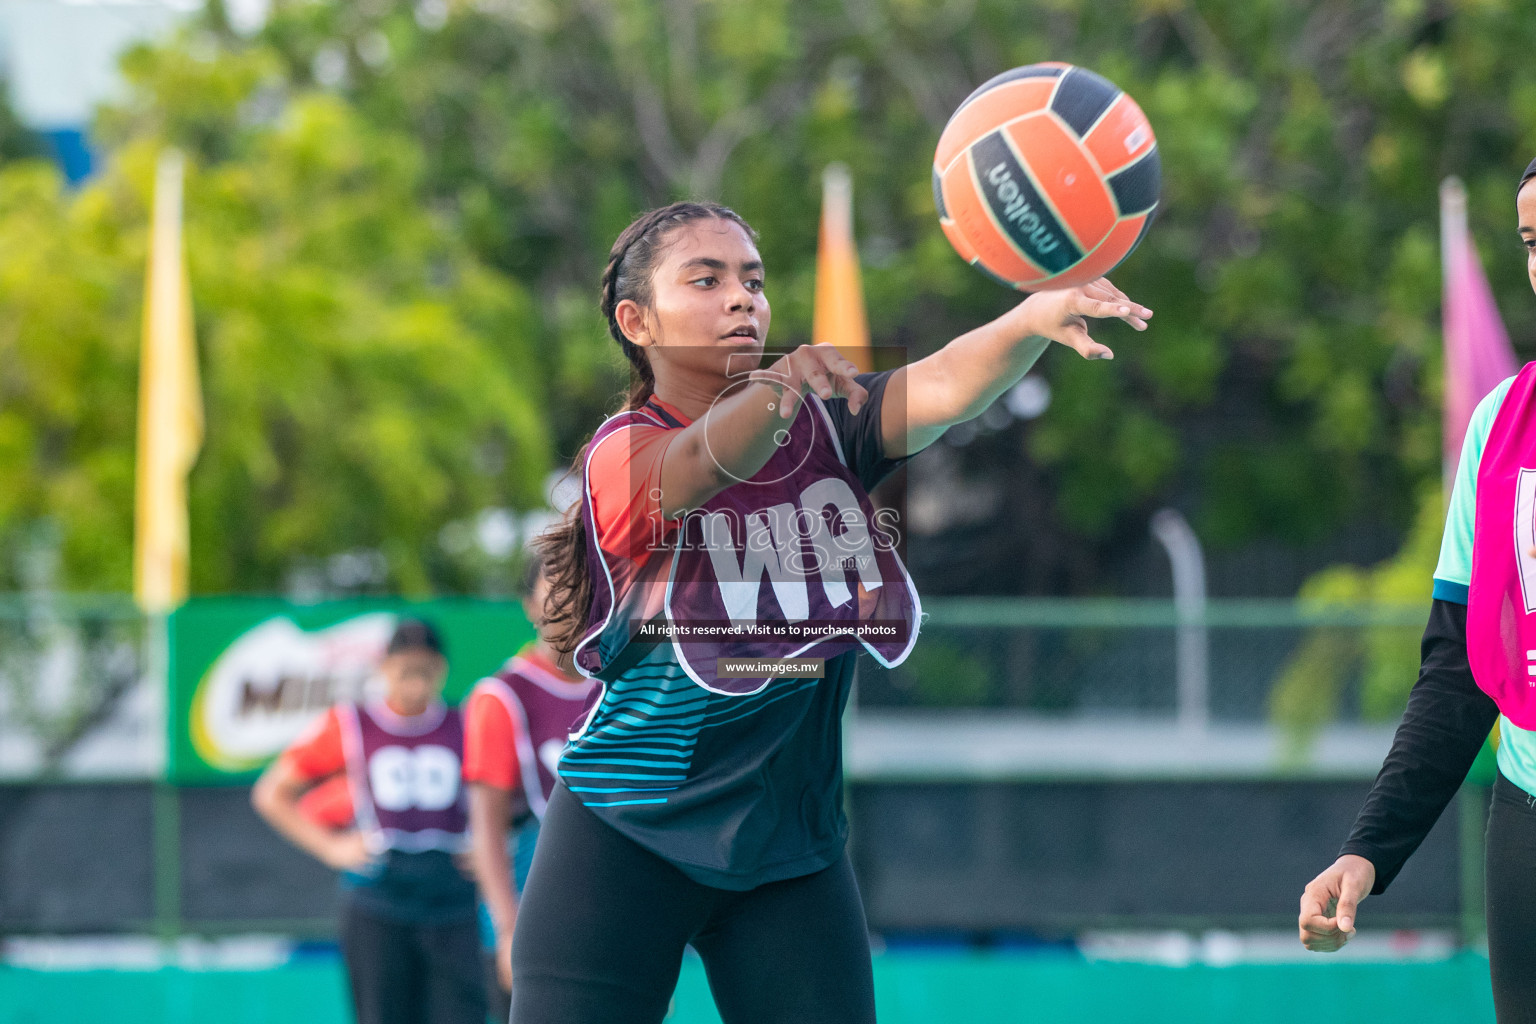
[0,951,1496,1023]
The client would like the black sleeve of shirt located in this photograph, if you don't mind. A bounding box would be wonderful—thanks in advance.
[820,370,911,493]
[1339,598,1497,894]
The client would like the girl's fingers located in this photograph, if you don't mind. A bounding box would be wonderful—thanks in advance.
[823,366,868,414]
[826,355,861,385]
[804,349,862,398]
[773,359,803,419]
[776,346,869,417]
[827,357,870,414]
[1073,291,1151,330]
[778,384,802,419]
[787,359,828,418]
[844,378,870,415]
[1094,277,1132,304]
[1102,280,1152,320]
[773,353,806,419]
[1299,915,1339,937]
[1082,277,1149,314]
[1063,323,1113,361]
[1075,295,1132,321]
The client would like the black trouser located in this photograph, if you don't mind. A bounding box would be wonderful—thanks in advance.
[509,784,876,1024]
[339,898,487,1024]
[1488,772,1536,1023]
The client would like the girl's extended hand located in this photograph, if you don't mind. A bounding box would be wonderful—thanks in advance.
[1012,278,1152,361]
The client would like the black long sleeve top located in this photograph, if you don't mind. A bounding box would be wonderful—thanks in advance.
[1338,598,1498,894]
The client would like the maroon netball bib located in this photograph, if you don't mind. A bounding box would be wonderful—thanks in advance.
[574,397,920,694]
[571,406,678,681]
[338,700,469,854]
[472,656,596,818]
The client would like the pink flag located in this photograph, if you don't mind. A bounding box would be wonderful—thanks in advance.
[1443,176,1520,479]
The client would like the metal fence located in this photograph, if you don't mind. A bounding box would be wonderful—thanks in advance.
[0,596,1436,762]
[0,596,148,779]
[860,599,1427,724]
[0,776,1480,939]
[1,597,1473,941]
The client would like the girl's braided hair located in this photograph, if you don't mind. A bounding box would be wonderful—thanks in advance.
[537,202,759,654]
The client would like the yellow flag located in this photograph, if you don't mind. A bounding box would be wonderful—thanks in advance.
[134,149,203,613]
[811,163,872,371]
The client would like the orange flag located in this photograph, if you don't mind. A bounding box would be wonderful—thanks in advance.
[812,163,872,371]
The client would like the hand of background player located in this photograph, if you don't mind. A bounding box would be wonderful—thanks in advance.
[453,850,477,880]
[1012,277,1152,361]
[754,343,869,420]
[1298,853,1376,951]
[496,931,514,992]
[320,830,372,872]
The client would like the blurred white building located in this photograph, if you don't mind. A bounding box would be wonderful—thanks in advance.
[0,0,197,180]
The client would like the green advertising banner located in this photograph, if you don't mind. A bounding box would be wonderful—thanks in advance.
[168,598,535,784]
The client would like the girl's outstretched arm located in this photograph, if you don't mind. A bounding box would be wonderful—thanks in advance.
[883,278,1152,457]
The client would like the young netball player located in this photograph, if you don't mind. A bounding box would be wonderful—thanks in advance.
[1299,160,1536,1022]
[507,201,1151,1024]
[464,554,598,1019]
[251,618,486,1024]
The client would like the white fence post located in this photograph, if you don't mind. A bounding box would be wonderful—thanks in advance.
[1151,509,1209,733]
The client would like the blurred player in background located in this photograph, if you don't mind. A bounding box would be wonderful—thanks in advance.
[252,618,486,1024]
[464,553,598,1019]
[1299,159,1536,1023]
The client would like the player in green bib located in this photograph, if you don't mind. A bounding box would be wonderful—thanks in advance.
[1300,160,1536,1024]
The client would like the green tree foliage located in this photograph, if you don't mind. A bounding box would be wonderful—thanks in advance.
[211,0,1536,570]
[0,81,43,165]
[0,164,144,590]
[0,47,548,594]
[10,0,1536,595]
[1268,486,1440,745]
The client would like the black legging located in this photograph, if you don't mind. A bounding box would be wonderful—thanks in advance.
[509,784,876,1024]
[1488,772,1536,1022]
[338,900,485,1024]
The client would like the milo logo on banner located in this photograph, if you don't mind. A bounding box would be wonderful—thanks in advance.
[189,613,396,773]
[169,599,533,782]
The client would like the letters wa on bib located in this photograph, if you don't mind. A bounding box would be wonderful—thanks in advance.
[575,392,922,692]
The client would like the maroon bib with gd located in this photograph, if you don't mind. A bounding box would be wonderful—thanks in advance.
[338,700,469,854]
[574,395,920,694]
[471,655,597,818]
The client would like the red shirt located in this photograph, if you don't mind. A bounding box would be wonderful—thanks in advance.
[462,648,580,790]
[298,772,354,829]
[284,701,476,830]
[586,397,694,566]
[283,708,354,827]
[284,707,346,780]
